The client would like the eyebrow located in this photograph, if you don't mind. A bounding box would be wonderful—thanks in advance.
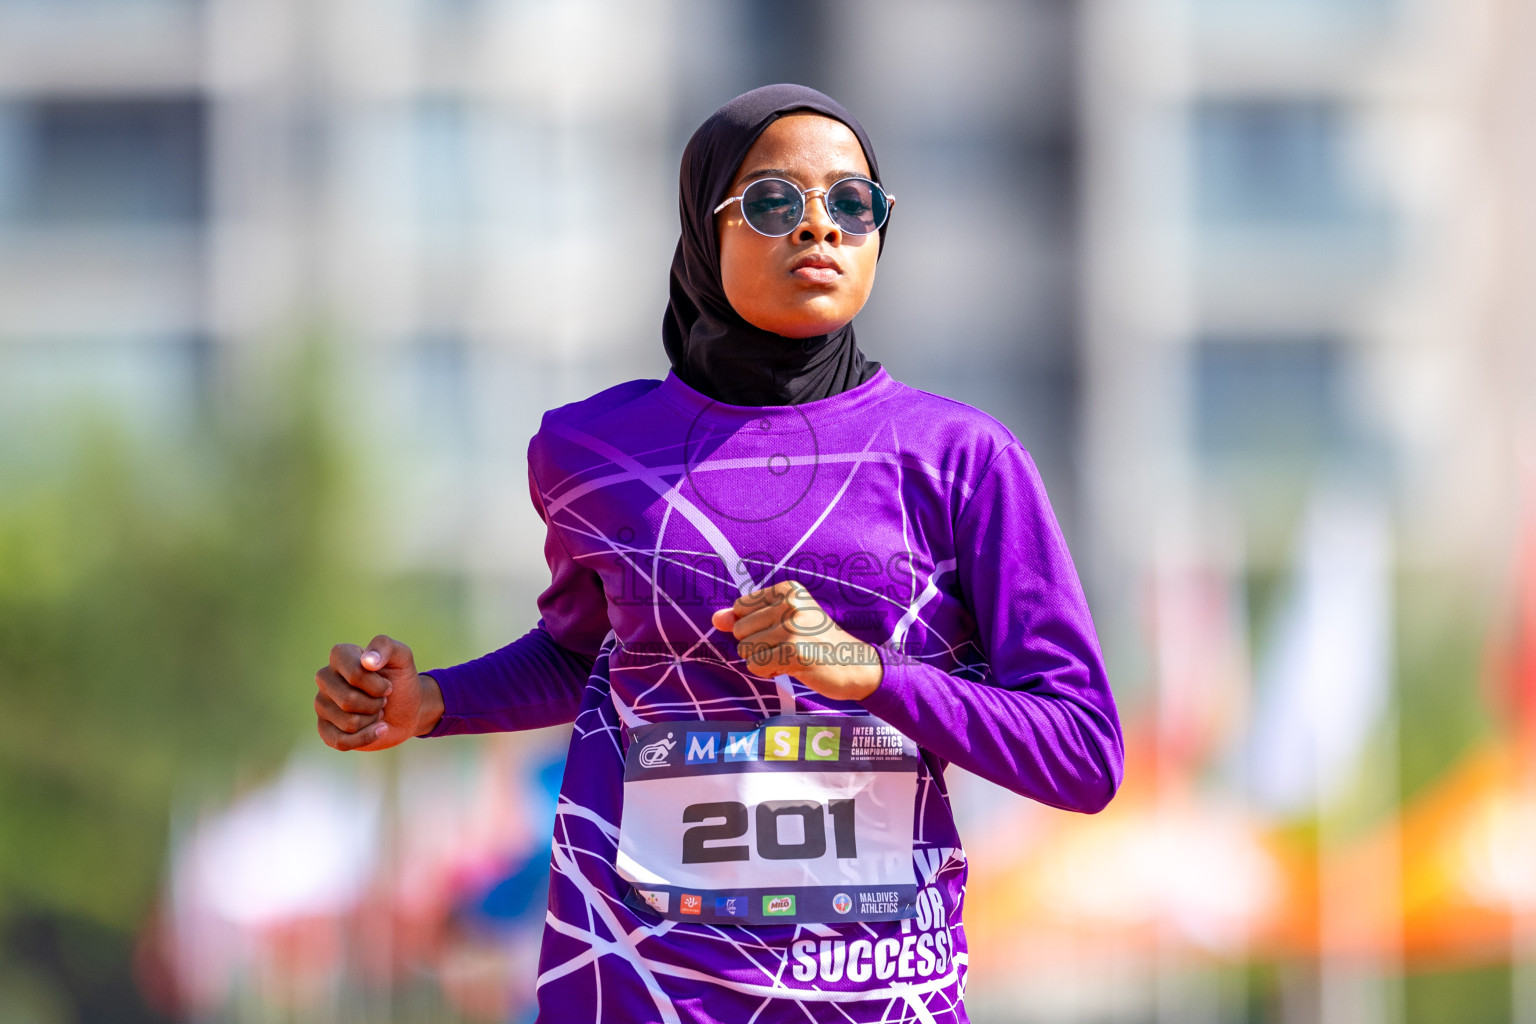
[734,167,871,188]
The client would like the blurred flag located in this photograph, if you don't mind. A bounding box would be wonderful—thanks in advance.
[1250,488,1393,816]
[155,733,566,1018]
[1248,488,1401,1024]
[164,754,383,1012]
[1149,519,1251,779]
[1489,471,1536,753]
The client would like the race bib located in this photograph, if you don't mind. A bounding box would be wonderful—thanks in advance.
[616,714,920,925]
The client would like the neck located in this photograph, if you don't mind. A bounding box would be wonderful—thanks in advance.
[678,320,877,407]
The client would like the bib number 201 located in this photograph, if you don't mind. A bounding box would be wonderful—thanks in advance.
[681,799,858,864]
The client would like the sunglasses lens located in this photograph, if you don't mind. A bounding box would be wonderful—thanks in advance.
[826,179,887,235]
[740,179,804,236]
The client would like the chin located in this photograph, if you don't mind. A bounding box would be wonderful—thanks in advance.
[768,321,845,339]
[749,300,858,339]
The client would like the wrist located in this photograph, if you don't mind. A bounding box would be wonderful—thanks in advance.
[798,638,882,701]
[415,672,446,736]
[842,657,883,701]
[838,635,883,700]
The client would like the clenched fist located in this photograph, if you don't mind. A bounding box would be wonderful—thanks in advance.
[313,634,444,752]
[710,581,885,702]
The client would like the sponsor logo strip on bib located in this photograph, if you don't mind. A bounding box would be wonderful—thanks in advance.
[622,884,916,925]
[624,715,919,782]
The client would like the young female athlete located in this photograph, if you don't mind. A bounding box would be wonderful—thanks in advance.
[313,84,1124,1023]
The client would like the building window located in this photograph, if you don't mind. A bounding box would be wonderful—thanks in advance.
[415,96,474,227]
[412,333,474,456]
[1192,335,1352,463]
[1195,0,1393,13]
[0,99,205,226]
[1193,100,1355,224]
[0,335,210,438]
[416,0,478,21]
[0,0,199,6]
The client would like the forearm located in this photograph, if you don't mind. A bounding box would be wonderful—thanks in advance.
[422,621,595,737]
[860,651,1122,813]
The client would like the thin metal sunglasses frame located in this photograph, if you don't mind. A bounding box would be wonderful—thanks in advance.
[712,175,896,237]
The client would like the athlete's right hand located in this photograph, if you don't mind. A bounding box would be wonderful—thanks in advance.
[313,635,443,752]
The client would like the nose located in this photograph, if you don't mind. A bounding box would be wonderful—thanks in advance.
[795,188,841,244]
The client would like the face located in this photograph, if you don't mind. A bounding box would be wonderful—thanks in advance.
[716,114,881,339]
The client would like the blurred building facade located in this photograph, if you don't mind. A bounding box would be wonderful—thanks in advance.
[0,0,689,647]
[0,0,1081,654]
[9,0,1523,641]
[1080,0,1531,630]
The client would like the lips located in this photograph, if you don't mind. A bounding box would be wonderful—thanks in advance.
[790,252,841,284]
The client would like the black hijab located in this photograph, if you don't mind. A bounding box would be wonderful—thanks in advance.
[662,84,886,407]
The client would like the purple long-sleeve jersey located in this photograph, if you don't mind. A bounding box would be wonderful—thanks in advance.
[425,365,1123,1022]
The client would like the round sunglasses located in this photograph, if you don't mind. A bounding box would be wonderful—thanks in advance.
[713,176,895,238]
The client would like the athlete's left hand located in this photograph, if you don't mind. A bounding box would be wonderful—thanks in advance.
[710,580,884,702]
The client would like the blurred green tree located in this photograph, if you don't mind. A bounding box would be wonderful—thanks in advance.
[0,342,469,1016]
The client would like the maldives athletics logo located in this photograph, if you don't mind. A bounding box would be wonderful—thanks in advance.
[831,893,853,915]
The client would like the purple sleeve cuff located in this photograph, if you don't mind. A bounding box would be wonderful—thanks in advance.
[421,622,594,737]
[859,648,958,739]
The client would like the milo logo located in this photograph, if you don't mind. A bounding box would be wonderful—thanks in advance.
[763,895,796,916]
